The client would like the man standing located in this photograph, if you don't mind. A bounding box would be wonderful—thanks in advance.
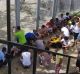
[14,26,27,45]
[14,26,27,52]
[55,45,63,74]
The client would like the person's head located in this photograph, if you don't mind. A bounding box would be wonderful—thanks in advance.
[60,13,63,18]
[72,21,75,25]
[41,25,46,28]
[2,47,6,53]
[66,12,69,16]
[76,17,79,22]
[64,37,69,41]
[50,18,54,23]
[55,18,59,21]
[33,29,37,33]
[16,26,21,31]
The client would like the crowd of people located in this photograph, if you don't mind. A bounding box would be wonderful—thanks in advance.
[0,12,80,74]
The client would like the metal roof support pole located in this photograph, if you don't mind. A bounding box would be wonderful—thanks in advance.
[52,0,57,18]
[6,0,11,74]
[36,0,40,30]
[70,0,75,11]
[15,0,20,27]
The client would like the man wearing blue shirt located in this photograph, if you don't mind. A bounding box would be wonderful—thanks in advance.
[0,47,7,67]
[25,32,37,45]
[0,51,5,61]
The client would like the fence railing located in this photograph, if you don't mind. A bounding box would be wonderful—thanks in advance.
[4,0,77,74]
[0,39,76,74]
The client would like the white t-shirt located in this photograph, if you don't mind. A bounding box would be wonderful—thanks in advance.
[70,25,74,32]
[73,24,80,33]
[20,52,31,66]
[61,27,69,37]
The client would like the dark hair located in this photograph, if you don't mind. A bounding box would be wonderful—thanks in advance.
[33,29,36,32]
[61,13,63,17]
[16,26,21,30]
[55,18,59,21]
[66,12,69,16]
[76,17,79,22]
[50,18,54,23]
[41,25,46,28]
[2,47,6,52]
[64,37,68,40]
[72,21,75,25]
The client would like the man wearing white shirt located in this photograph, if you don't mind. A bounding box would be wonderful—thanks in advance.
[20,51,31,68]
[61,26,70,38]
[73,23,80,40]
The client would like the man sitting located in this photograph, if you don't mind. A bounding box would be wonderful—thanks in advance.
[20,51,31,68]
[0,47,7,67]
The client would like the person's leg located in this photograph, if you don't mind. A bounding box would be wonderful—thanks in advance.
[11,50,15,58]
[74,33,79,40]
[0,60,3,67]
[55,64,61,74]
[3,59,7,65]
[38,55,43,65]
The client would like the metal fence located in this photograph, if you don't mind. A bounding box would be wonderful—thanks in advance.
[0,0,77,74]
[0,39,76,74]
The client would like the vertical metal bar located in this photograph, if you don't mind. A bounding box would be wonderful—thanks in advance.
[66,57,71,74]
[33,50,37,74]
[70,0,74,11]
[6,0,11,74]
[15,0,20,27]
[52,0,57,18]
[36,0,40,30]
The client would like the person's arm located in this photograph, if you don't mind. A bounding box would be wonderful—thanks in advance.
[47,40,52,47]
[63,44,69,48]
[76,41,80,44]
[43,40,46,44]
[20,55,23,62]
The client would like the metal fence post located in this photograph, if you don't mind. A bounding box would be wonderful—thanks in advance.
[6,0,11,74]
[33,50,37,74]
[66,57,71,74]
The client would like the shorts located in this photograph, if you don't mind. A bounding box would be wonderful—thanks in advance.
[51,42,62,48]
[74,33,79,40]
[77,33,80,40]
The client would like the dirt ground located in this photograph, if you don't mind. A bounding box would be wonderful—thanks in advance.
[0,0,79,74]
[0,40,79,74]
